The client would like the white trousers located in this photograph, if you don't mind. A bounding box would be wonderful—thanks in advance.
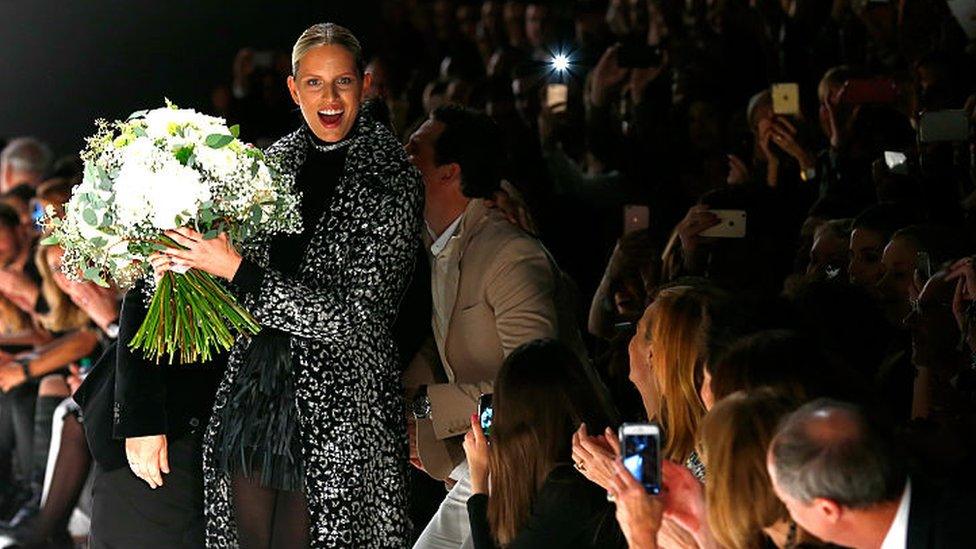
[413,462,475,549]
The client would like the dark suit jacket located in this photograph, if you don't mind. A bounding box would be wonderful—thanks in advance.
[74,284,224,471]
[907,476,974,549]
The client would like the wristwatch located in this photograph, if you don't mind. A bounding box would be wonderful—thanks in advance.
[104,321,120,339]
[411,385,431,420]
[15,357,31,380]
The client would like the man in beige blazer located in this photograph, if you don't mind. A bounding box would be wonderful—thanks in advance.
[404,105,584,548]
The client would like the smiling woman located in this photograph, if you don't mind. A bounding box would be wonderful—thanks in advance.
[166,21,426,549]
[287,24,372,143]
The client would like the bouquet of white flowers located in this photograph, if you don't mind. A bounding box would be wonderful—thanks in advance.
[43,100,301,363]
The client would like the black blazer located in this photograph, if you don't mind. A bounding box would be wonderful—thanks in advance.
[467,464,626,549]
[74,284,224,471]
[906,476,974,549]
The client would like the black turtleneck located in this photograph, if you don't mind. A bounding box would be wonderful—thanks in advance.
[268,126,353,276]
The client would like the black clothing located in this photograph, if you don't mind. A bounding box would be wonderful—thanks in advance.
[906,476,974,548]
[467,464,625,549]
[73,284,224,472]
[215,127,352,492]
[88,429,207,549]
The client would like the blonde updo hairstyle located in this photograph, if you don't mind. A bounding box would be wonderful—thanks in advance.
[291,22,366,76]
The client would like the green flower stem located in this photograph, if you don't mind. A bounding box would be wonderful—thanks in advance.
[129,267,261,364]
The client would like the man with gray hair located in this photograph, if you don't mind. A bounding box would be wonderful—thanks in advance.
[1,137,52,193]
[767,399,970,548]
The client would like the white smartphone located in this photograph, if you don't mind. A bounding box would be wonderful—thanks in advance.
[623,204,650,234]
[883,151,908,175]
[546,83,568,114]
[700,209,747,238]
[619,423,662,494]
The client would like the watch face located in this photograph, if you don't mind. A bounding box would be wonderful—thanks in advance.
[105,323,120,338]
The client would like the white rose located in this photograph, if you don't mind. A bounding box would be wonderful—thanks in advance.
[144,161,210,230]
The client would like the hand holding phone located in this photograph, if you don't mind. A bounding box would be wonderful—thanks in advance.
[619,423,662,494]
[623,205,650,234]
[546,83,568,114]
[699,209,746,238]
[771,83,800,116]
[478,393,493,437]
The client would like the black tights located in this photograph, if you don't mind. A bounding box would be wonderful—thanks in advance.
[231,474,310,549]
[30,413,90,542]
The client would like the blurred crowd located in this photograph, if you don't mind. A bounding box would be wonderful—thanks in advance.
[2,0,976,547]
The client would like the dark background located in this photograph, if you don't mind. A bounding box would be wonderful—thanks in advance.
[0,0,381,154]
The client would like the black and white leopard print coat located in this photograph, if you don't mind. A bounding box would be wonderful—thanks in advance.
[202,104,424,548]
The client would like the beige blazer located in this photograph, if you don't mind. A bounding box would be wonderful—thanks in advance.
[404,199,584,480]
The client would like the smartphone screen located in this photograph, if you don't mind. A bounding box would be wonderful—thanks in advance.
[478,393,493,437]
[620,423,661,494]
[30,200,46,231]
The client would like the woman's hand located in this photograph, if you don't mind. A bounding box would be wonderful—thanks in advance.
[571,423,621,490]
[659,460,708,541]
[0,362,27,392]
[161,227,242,281]
[726,154,750,185]
[125,434,169,489]
[590,44,629,107]
[676,205,720,256]
[947,257,975,349]
[463,413,490,494]
[70,283,118,331]
[608,460,663,549]
[769,117,815,171]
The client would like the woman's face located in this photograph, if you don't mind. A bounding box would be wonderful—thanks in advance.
[628,306,657,411]
[700,368,715,411]
[848,228,886,287]
[877,236,919,325]
[287,44,372,143]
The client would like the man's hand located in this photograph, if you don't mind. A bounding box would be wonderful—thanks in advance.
[125,435,170,489]
[407,417,425,472]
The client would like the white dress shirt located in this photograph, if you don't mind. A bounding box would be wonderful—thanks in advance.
[880,479,912,549]
[427,213,465,380]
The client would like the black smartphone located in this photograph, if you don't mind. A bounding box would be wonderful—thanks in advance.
[478,393,493,437]
[617,43,663,69]
[619,423,662,494]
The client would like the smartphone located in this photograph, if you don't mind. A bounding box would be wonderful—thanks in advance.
[623,204,650,234]
[30,200,46,230]
[918,110,970,143]
[700,209,747,238]
[617,43,663,69]
[546,83,568,114]
[478,393,493,437]
[771,83,800,116]
[883,151,909,175]
[836,78,898,105]
[619,423,662,494]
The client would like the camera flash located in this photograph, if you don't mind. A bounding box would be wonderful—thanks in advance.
[551,54,570,72]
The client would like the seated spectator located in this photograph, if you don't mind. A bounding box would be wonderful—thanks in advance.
[0,138,52,193]
[768,399,975,549]
[609,389,820,549]
[588,230,659,340]
[806,218,852,281]
[876,224,962,325]
[462,339,623,548]
[701,330,846,411]
[848,202,917,288]
[574,284,719,486]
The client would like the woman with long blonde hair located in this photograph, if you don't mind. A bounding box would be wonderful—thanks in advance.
[573,284,717,486]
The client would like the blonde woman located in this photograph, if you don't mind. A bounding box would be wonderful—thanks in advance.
[573,284,716,487]
[608,390,818,549]
[156,22,423,547]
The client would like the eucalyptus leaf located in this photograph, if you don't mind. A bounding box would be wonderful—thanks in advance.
[203,229,219,240]
[205,134,234,148]
[132,125,148,137]
[229,124,240,138]
[90,236,108,248]
[127,109,149,120]
[82,209,98,226]
[40,234,60,245]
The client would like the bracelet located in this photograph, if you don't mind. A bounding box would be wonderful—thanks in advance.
[15,357,31,380]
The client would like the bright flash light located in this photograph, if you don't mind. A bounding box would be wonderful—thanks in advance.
[551,53,570,72]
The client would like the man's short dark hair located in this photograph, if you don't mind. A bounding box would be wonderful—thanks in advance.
[769,399,906,509]
[851,202,917,242]
[431,104,503,199]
